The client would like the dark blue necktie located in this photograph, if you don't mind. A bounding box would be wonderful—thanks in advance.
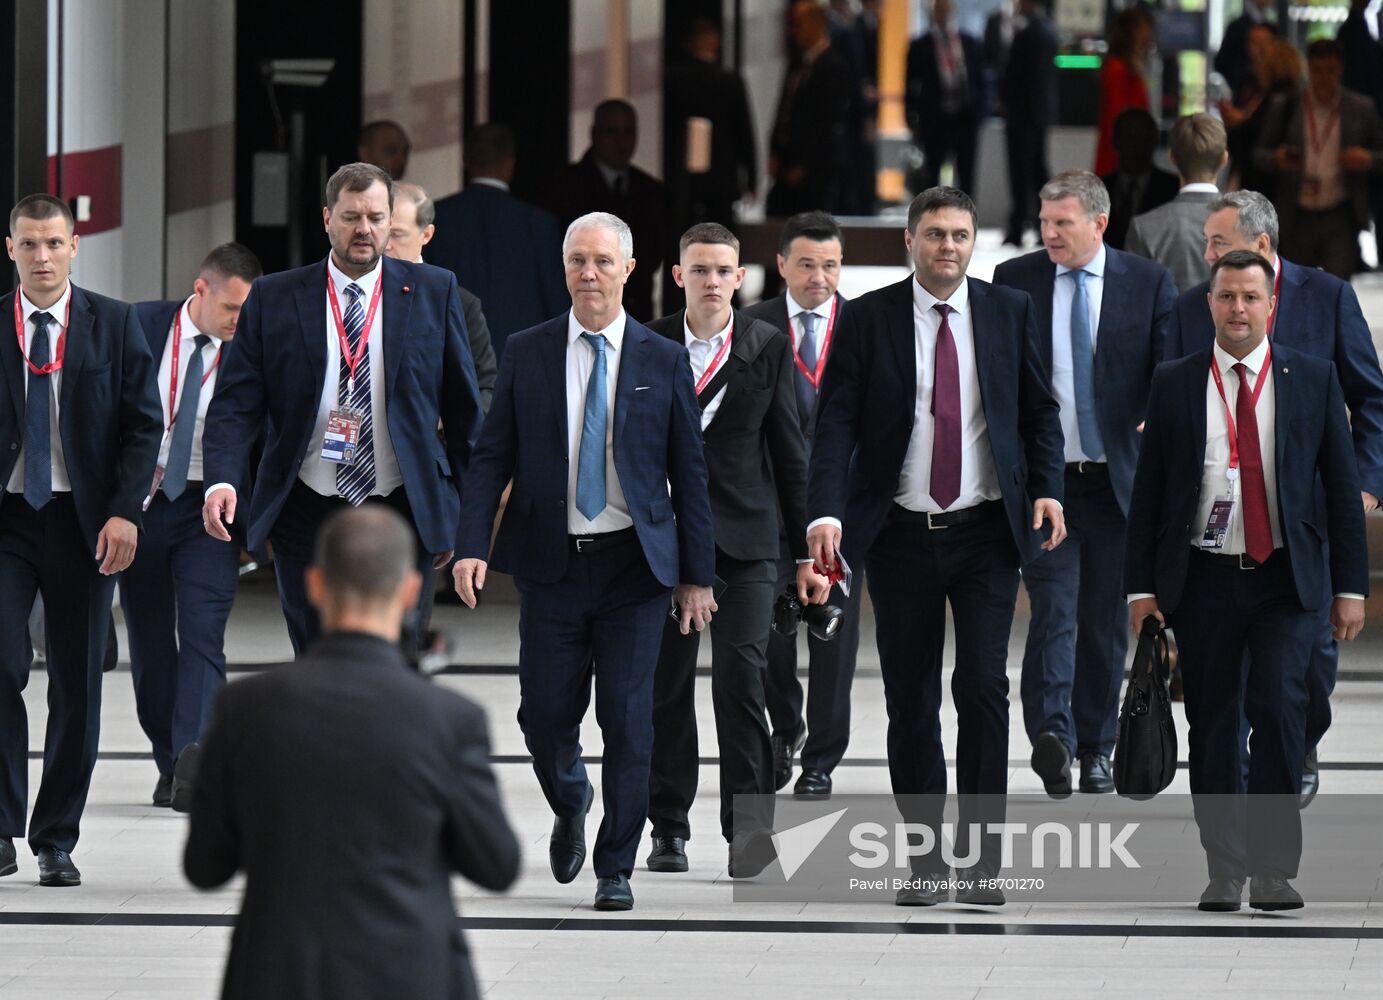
[335,283,377,504]
[23,312,54,510]
[162,334,211,500]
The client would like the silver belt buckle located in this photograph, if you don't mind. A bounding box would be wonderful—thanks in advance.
[575,536,593,553]
[1238,553,1256,570]
[926,512,949,530]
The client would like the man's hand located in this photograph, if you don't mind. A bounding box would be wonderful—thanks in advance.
[807,523,842,576]
[1363,491,1379,514]
[203,488,236,542]
[432,550,454,570]
[1340,146,1374,172]
[1033,498,1066,551]
[452,558,487,609]
[1331,596,1365,642]
[1273,145,1302,171]
[674,584,717,635]
[796,562,832,606]
[1128,597,1165,638]
[94,516,138,575]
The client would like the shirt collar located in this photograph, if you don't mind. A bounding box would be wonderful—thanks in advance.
[683,310,733,349]
[327,255,383,301]
[1056,241,1106,281]
[592,157,628,190]
[567,307,626,351]
[1180,182,1220,195]
[471,177,510,192]
[786,290,835,321]
[19,282,73,329]
[912,274,970,317]
[1213,335,1271,380]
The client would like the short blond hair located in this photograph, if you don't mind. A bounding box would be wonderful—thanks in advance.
[1168,114,1227,181]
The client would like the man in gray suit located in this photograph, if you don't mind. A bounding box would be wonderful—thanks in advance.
[1126,114,1227,292]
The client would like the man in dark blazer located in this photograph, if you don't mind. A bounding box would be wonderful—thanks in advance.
[123,243,261,814]
[999,0,1058,245]
[202,163,483,657]
[1100,109,1180,250]
[1213,0,1276,97]
[185,506,519,1000]
[1126,250,1367,913]
[0,194,163,886]
[453,212,716,911]
[993,169,1176,798]
[1164,189,1383,806]
[906,0,989,197]
[548,100,668,323]
[644,223,827,877]
[425,124,568,360]
[745,211,863,799]
[808,188,1066,905]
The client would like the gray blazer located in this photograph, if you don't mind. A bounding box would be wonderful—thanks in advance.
[1124,188,1219,293]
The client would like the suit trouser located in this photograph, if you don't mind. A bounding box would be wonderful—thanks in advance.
[764,557,865,772]
[649,551,776,843]
[1020,464,1128,758]
[0,494,113,853]
[118,489,239,775]
[1170,549,1311,880]
[918,111,979,196]
[515,531,669,878]
[865,504,1020,873]
[269,480,435,658]
[1005,119,1050,237]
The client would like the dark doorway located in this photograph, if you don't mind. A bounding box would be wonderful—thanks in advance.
[3,0,49,296]
[487,1,571,200]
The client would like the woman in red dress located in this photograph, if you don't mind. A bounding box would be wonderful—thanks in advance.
[1094,8,1156,176]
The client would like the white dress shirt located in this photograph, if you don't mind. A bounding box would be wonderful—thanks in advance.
[1051,242,1107,463]
[566,308,633,534]
[786,290,836,353]
[7,283,73,495]
[684,313,732,431]
[1299,92,1346,212]
[154,298,222,483]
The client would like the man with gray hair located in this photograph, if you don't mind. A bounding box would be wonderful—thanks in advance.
[454,211,716,911]
[185,505,519,1000]
[993,168,1176,798]
[1165,187,1383,807]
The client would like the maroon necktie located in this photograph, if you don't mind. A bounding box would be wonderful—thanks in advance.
[1233,362,1274,564]
[930,303,961,509]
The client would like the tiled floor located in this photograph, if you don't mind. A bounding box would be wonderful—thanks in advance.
[4,235,1383,998]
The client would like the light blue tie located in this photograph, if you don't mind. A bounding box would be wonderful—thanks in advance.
[1069,269,1103,461]
[576,332,608,520]
[795,312,819,423]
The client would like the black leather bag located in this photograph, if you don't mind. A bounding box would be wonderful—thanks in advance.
[1113,617,1178,799]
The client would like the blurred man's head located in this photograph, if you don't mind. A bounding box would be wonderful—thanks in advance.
[776,211,844,310]
[563,212,636,331]
[1203,190,1278,264]
[687,19,721,62]
[931,0,955,30]
[189,242,262,341]
[356,120,411,180]
[1038,170,1110,270]
[673,223,744,327]
[306,506,423,641]
[789,0,830,53]
[1111,108,1159,174]
[1306,38,1344,104]
[1208,250,1276,359]
[1168,113,1228,185]
[591,100,638,173]
[905,187,977,299]
[466,124,517,184]
[386,182,436,263]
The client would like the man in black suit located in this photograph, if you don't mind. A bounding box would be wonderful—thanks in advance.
[549,101,668,323]
[999,0,1058,246]
[745,212,864,799]
[185,505,519,1000]
[123,242,262,814]
[993,170,1176,798]
[808,187,1066,906]
[425,124,568,360]
[453,212,716,911]
[202,162,484,657]
[1100,109,1180,250]
[1126,251,1367,913]
[0,194,163,886]
[645,223,828,878]
[906,0,989,196]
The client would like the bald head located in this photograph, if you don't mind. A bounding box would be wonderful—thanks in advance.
[306,506,422,640]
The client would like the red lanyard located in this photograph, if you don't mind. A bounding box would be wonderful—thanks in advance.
[326,273,383,394]
[1209,343,1272,477]
[693,319,734,395]
[13,292,72,375]
[166,302,222,431]
[1304,96,1340,157]
[791,297,839,390]
[1267,264,1282,336]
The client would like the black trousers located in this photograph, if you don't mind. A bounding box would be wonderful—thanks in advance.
[0,494,115,853]
[866,504,1020,873]
[918,112,979,196]
[1004,119,1050,238]
[649,552,776,844]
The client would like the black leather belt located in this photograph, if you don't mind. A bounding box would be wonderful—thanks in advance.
[569,527,637,554]
[1066,461,1106,474]
[1192,548,1283,570]
[892,499,1004,530]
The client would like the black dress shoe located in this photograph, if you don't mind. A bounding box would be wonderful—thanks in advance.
[594,873,634,911]
[1079,752,1115,794]
[1198,877,1245,912]
[728,829,777,879]
[895,872,949,906]
[36,847,81,887]
[646,836,688,873]
[772,727,806,792]
[152,773,173,808]
[955,866,1006,906]
[1299,749,1319,810]
[171,743,201,814]
[1249,873,1304,911]
[793,768,832,798]
[0,837,16,878]
[550,783,595,884]
[1031,732,1072,798]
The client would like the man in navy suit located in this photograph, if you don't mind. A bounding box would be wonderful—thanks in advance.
[905,0,988,196]
[993,169,1176,798]
[1,194,163,886]
[425,124,567,361]
[1164,190,1383,805]
[123,243,261,813]
[1126,250,1367,912]
[202,163,483,656]
[808,188,1066,906]
[453,212,716,912]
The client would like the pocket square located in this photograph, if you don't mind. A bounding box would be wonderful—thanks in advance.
[635,386,652,391]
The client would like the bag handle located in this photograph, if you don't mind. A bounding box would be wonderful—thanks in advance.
[1138,616,1170,684]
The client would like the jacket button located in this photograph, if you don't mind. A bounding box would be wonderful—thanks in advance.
[8,442,15,451]
[558,500,566,507]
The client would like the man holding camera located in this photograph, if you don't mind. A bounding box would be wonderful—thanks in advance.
[645,224,829,877]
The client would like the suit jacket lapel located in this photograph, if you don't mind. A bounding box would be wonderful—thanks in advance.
[1,293,23,427]
[1272,350,1292,482]
[1188,351,1209,476]
[967,278,999,418]
[58,286,93,421]
[1034,261,1056,373]
[1092,248,1126,379]
[710,307,757,425]
[614,320,646,449]
[381,258,410,399]
[884,278,917,395]
[1272,259,1306,347]
[295,263,329,412]
[539,318,570,451]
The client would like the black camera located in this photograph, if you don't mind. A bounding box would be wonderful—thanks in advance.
[771,588,844,641]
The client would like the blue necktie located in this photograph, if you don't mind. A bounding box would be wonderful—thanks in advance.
[23,312,54,510]
[575,332,608,520]
[335,283,377,504]
[162,334,211,500]
[795,312,819,424]
[1069,269,1104,461]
